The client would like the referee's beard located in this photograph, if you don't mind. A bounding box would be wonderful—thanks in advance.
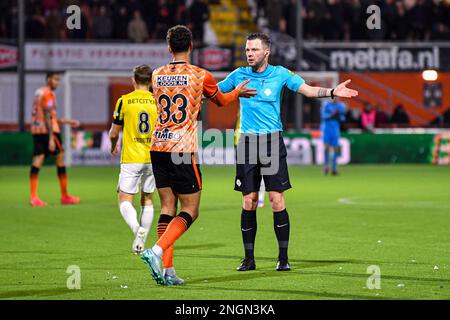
[250,58,267,73]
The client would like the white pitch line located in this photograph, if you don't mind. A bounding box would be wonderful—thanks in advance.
[337,198,450,209]
[338,197,356,205]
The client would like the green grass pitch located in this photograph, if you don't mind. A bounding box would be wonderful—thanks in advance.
[0,164,449,300]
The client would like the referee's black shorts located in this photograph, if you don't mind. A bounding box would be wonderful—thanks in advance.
[32,133,64,157]
[234,132,291,193]
[150,151,202,195]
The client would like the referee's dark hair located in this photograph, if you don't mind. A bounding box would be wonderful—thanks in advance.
[133,64,153,85]
[166,25,193,53]
[247,32,271,49]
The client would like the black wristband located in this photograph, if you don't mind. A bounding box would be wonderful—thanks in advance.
[331,88,335,99]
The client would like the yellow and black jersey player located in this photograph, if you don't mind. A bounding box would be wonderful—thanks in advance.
[109,64,185,285]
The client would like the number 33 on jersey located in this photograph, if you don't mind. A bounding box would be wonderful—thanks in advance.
[151,61,220,153]
[112,90,158,163]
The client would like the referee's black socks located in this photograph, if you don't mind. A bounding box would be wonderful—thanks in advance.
[273,209,290,261]
[241,209,257,259]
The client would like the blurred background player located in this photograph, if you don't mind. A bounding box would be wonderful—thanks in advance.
[109,65,157,256]
[30,72,81,207]
[219,32,357,272]
[140,25,256,286]
[320,99,346,176]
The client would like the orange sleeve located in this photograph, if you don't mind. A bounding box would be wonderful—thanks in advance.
[211,88,239,107]
[203,70,239,106]
[203,70,219,98]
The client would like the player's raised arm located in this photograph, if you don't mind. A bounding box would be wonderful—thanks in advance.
[212,79,256,106]
[297,79,358,99]
[203,71,256,107]
[59,118,81,128]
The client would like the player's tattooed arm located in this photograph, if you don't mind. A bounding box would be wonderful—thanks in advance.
[317,88,329,98]
[297,83,331,98]
[297,80,358,99]
[44,109,55,152]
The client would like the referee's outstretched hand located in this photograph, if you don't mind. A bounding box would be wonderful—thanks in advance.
[236,79,257,98]
[334,79,359,98]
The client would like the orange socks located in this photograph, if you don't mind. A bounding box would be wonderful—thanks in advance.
[156,212,193,252]
[30,166,70,199]
[30,166,39,198]
[158,214,175,268]
[57,166,68,197]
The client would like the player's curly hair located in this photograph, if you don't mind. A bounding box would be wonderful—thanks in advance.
[133,64,153,85]
[166,25,193,53]
[247,32,271,49]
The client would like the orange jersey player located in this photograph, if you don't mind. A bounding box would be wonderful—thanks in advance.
[31,86,60,136]
[29,72,81,207]
[150,63,232,153]
[140,25,256,286]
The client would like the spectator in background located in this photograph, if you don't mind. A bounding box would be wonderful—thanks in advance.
[128,10,149,43]
[431,0,450,40]
[305,0,329,40]
[281,0,300,38]
[326,0,345,40]
[302,102,313,128]
[409,0,433,40]
[345,107,361,127]
[6,5,19,39]
[45,8,65,40]
[340,0,354,41]
[174,0,188,26]
[1,0,448,42]
[142,0,159,39]
[113,6,130,40]
[394,0,410,40]
[265,0,283,32]
[391,104,410,127]
[348,0,363,40]
[361,103,376,132]
[26,6,46,39]
[127,0,144,13]
[188,0,210,46]
[0,0,9,38]
[42,0,59,13]
[155,0,172,40]
[93,5,113,39]
[383,0,399,40]
[375,104,389,128]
